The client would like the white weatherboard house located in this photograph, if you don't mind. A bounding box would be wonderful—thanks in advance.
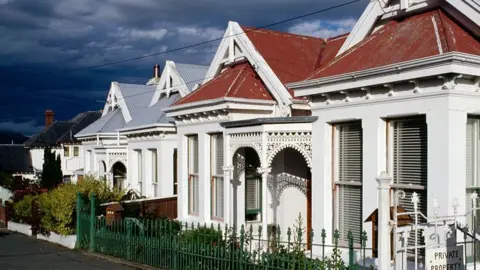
[164,0,480,262]
[287,0,480,260]
[75,62,208,198]
[165,21,327,242]
[24,110,101,181]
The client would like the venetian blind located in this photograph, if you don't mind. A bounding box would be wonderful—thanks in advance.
[337,121,363,243]
[215,135,224,176]
[246,177,259,210]
[466,118,476,188]
[189,136,199,174]
[215,177,224,218]
[392,116,427,255]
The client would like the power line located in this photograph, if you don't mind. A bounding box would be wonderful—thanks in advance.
[46,0,362,75]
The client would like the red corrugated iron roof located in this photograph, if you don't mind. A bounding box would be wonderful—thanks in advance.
[306,8,480,80]
[242,27,326,84]
[173,62,273,106]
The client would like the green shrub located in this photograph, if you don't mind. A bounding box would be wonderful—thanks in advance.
[180,226,224,245]
[13,194,36,223]
[36,176,123,235]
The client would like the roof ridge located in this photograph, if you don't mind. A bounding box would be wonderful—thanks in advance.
[240,25,325,42]
[305,20,397,80]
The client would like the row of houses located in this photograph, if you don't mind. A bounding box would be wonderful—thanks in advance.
[8,0,479,257]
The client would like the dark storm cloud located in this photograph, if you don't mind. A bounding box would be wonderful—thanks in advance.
[0,0,367,135]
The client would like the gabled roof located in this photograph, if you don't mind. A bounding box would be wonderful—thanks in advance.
[306,8,480,80]
[57,111,102,144]
[118,83,156,120]
[25,111,101,147]
[76,83,156,137]
[119,93,181,131]
[149,61,209,107]
[175,63,209,91]
[172,24,339,108]
[242,27,325,84]
[173,62,274,106]
[0,145,34,173]
[76,109,125,136]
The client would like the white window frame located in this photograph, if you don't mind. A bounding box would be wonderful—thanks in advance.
[150,149,158,197]
[387,115,428,256]
[466,116,480,262]
[73,146,79,157]
[188,135,199,216]
[210,133,224,221]
[64,146,70,157]
[135,149,143,195]
[332,121,363,245]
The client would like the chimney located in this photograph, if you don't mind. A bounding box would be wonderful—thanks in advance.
[45,110,54,128]
[153,64,160,79]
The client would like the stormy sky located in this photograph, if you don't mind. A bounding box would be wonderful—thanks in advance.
[0,0,366,136]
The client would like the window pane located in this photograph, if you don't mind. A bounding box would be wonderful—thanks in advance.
[467,118,476,187]
[151,149,158,183]
[189,136,199,174]
[392,116,427,256]
[336,121,363,243]
[64,147,70,156]
[73,147,79,157]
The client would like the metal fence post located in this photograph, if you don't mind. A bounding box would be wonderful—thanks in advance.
[126,220,132,261]
[348,230,354,267]
[376,172,393,270]
[89,192,96,252]
[75,192,82,249]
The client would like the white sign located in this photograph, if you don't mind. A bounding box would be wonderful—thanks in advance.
[426,246,464,270]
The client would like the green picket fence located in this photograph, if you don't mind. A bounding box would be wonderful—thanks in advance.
[77,193,373,270]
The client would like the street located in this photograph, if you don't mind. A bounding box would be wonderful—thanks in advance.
[0,231,135,270]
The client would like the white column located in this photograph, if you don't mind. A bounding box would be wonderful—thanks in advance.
[199,133,211,222]
[362,116,386,254]
[177,135,188,220]
[258,167,271,239]
[376,172,393,270]
[311,117,333,250]
[223,134,232,225]
[427,109,467,216]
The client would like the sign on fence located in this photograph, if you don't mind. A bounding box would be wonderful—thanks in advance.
[425,246,464,270]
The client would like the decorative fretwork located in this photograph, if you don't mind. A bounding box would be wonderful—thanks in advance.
[266,132,312,168]
[108,152,127,169]
[229,132,263,160]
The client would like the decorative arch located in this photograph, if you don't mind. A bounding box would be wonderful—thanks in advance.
[266,132,312,168]
[266,144,312,169]
[109,159,126,172]
[229,132,263,167]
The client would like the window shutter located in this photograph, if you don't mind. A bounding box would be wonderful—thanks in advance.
[337,122,363,242]
[216,135,224,175]
[467,119,475,188]
[338,124,362,183]
[392,116,427,255]
[193,175,199,213]
[152,150,158,183]
[189,136,198,173]
[215,177,224,218]
[246,178,259,210]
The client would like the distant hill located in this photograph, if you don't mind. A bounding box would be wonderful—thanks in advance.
[0,130,29,144]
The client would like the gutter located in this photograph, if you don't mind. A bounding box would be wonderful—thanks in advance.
[288,52,480,90]
[117,123,175,133]
[164,97,276,112]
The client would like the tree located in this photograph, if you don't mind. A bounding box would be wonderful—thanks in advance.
[40,147,63,189]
